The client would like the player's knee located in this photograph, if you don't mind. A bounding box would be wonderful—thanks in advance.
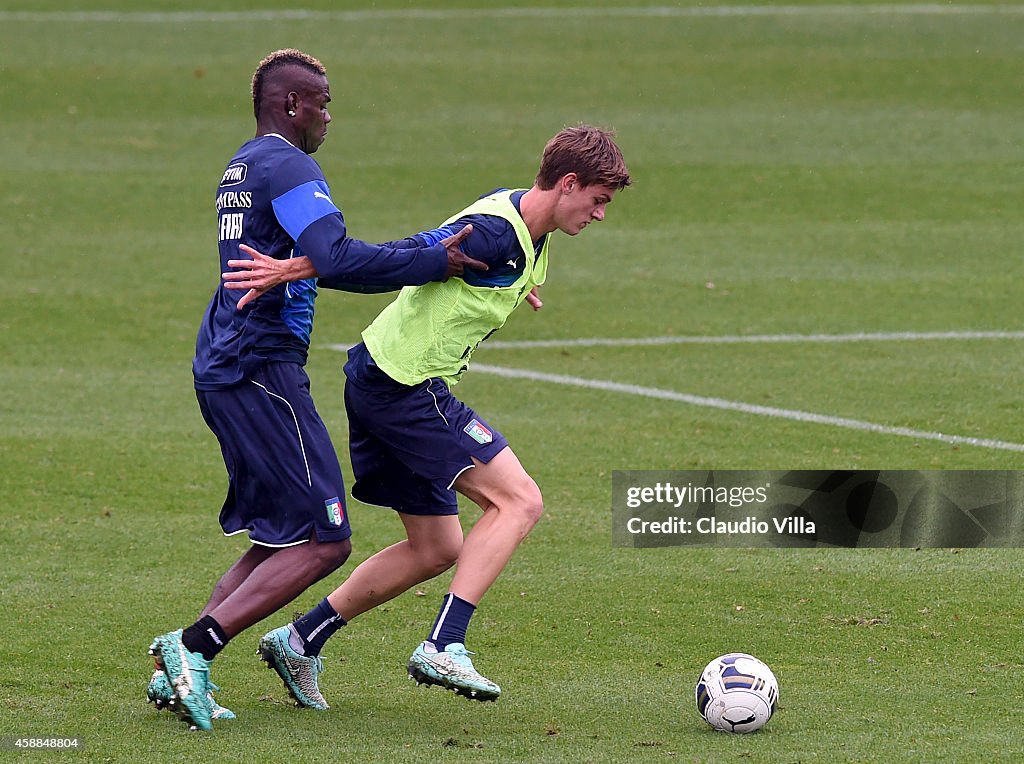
[512,479,544,530]
[335,537,353,566]
[311,537,352,576]
[421,535,462,576]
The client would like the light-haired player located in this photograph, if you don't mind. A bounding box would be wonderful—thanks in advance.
[224,125,631,705]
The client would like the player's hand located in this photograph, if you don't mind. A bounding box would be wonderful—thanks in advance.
[442,224,488,279]
[223,245,316,310]
[525,287,543,311]
[222,244,279,310]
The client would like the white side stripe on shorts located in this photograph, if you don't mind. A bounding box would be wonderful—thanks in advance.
[251,380,313,487]
[424,380,450,427]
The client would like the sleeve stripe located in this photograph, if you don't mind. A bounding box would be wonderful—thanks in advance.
[271,180,341,241]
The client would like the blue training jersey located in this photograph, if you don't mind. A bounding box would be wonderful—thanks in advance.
[345,189,547,292]
[429,190,548,287]
[194,133,449,390]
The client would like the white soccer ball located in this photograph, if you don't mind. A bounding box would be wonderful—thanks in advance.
[695,652,779,733]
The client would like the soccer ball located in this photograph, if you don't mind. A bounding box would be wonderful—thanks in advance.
[695,653,779,733]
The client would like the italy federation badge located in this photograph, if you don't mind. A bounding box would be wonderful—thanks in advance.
[463,419,493,445]
[325,497,345,526]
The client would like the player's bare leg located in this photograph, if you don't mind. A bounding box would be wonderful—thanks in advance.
[408,446,543,701]
[197,544,275,618]
[449,447,543,603]
[150,535,349,725]
[258,518,459,709]
[148,549,275,720]
[327,513,464,620]
[208,535,350,638]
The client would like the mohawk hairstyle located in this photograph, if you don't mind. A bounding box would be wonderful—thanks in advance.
[251,49,327,119]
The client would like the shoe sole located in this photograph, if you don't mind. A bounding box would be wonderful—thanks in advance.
[148,681,234,721]
[149,693,234,721]
[146,691,173,712]
[147,663,174,712]
[148,697,170,711]
[407,662,500,702]
[149,638,213,731]
[257,638,329,711]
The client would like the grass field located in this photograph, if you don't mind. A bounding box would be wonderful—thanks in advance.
[3,1,1024,761]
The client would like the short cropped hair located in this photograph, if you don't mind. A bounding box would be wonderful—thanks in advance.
[251,49,327,119]
[535,125,632,191]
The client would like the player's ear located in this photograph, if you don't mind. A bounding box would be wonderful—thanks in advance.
[560,173,579,194]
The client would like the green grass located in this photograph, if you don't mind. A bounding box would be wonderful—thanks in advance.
[3,2,1024,762]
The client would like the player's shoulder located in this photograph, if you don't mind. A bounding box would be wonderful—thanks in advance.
[465,189,526,241]
[459,187,514,225]
[239,135,326,198]
[479,186,511,200]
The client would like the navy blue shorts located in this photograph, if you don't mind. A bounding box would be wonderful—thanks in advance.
[196,362,351,546]
[343,343,508,515]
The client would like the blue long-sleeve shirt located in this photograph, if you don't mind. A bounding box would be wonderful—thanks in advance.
[318,189,546,294]
[194,133,448,390]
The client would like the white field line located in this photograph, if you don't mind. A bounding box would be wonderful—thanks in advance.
[321,330,1024,452]
[482,330,1024,350]
[4,6,1024,23]
[471,363,1024,453]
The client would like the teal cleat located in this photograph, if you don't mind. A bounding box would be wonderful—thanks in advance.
[147,670,235,720]
[149,630,215,731]
[407,641,500,702]
[146,669,175,711]
[206,681,237,721]
[257,625,330,710]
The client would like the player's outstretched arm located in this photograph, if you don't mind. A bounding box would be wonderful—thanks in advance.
[223,225,487,309]
[317,223,487,291]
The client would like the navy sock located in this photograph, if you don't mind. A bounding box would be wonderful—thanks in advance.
[292,597,346,657]
[428,593,476,651]
[181,615,229,661]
